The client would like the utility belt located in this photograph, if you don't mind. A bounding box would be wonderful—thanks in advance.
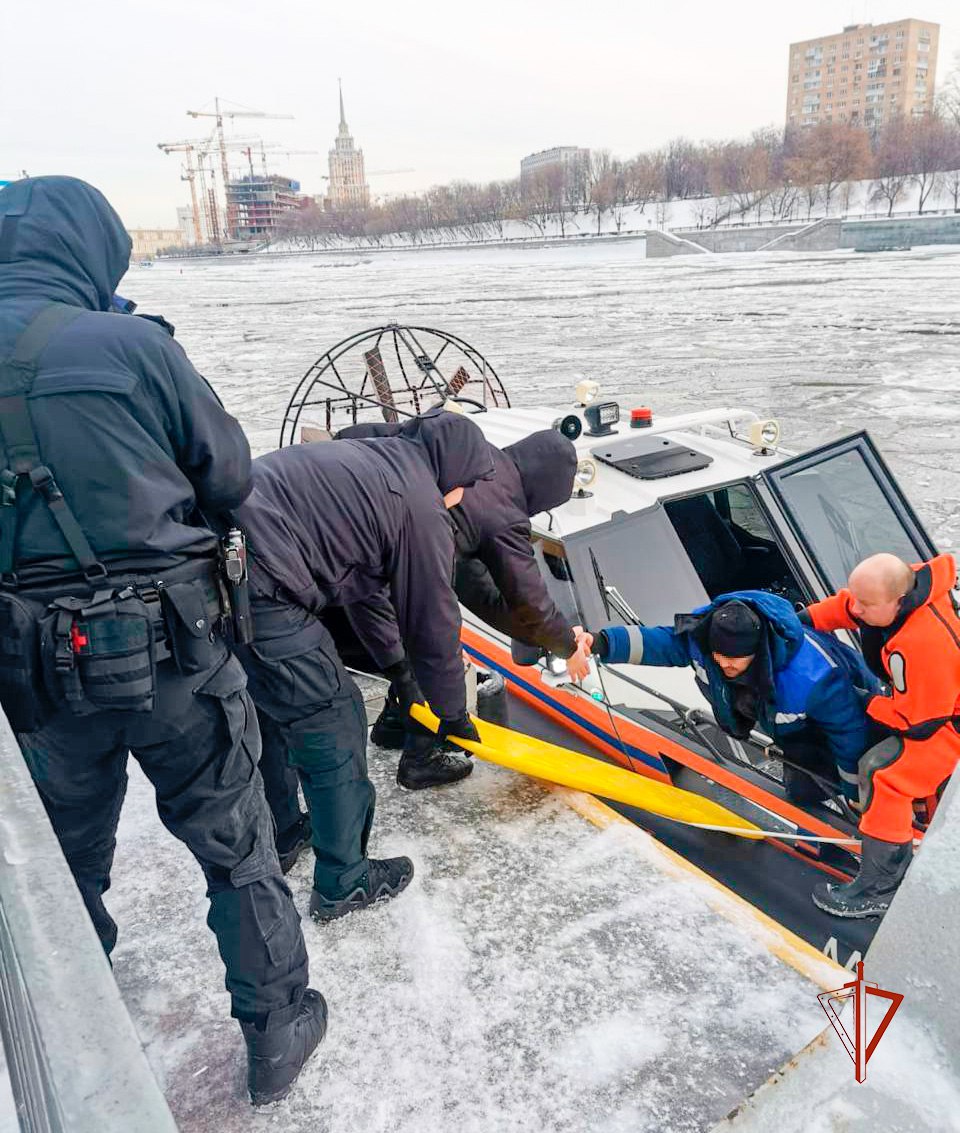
[0,558,224,734]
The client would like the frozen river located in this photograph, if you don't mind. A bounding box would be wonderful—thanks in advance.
[125,239,960,549]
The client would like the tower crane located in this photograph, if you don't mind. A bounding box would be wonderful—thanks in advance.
[186,99,294,238]
[157,138,208,244]
[159,133,275,243]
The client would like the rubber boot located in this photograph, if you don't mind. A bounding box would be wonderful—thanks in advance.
[309,856,414,922]
[397,730,473,790]
[370,687,406,751]
[277,812,312,875]
[812,834,912,919]
[241,989,328,1106]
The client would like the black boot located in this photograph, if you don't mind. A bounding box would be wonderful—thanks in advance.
[397,731,473,790]
[277,812,312,875]
[370,690,406,751]
[812,834,912,919]
[241,988,328,1106]
[309,856,415,922]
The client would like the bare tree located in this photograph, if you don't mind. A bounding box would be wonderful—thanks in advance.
[481,179,519,238]
[784,123,871,217]
[661,138,709,199]
[936,52,960,129]
[586,150,614,235]
[871,118,913,217]
[941,123,960,212]
[908,113,953,213]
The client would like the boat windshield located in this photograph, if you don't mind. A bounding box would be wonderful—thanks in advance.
[763,432,937,593]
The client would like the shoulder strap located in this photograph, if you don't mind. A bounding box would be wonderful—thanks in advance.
[0,303,108,585]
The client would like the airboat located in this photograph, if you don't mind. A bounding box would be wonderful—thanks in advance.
[279,324,943,966]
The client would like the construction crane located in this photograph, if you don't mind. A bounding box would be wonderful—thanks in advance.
[368,168,416,176]
[159,132,273,243]
[157,138,207,244]
[186,99,294,239]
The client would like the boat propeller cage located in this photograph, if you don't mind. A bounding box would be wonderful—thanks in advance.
[279,323,511,446]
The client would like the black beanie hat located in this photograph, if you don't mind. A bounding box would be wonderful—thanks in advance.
[708,601,763,657]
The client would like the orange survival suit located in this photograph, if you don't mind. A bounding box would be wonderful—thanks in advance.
[804,553,960,843]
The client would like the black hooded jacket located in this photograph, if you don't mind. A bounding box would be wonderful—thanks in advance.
[237,411,494,719]
[339,422,578,657]
[451,431,577,656]
[0,177,251,585]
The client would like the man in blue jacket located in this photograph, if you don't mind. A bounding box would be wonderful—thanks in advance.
[594,591,882,804]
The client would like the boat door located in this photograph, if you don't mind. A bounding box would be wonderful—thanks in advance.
[761,431,938,595]
[560,504,709,630]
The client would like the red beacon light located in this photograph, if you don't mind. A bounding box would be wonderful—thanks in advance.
[630,407,653,428]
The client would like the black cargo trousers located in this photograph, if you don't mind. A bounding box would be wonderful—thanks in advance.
[14,570,309,1031]
[234,562,374,899]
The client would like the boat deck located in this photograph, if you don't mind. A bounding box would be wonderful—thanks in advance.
[97,682,840,1133]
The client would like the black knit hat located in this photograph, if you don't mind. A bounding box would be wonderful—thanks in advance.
[708,601,763,657]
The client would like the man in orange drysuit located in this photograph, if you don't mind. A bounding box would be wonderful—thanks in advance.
[799,551,960,918]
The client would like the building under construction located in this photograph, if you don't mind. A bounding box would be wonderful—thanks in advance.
[225,174,302,241]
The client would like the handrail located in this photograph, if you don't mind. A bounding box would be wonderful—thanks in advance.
[0,711,178,1132]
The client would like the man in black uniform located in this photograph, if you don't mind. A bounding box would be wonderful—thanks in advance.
[0,177,323,1107]
[338,424,590,787]
[234,410,494,919]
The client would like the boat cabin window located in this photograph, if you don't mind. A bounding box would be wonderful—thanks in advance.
[663,483,805,604]
[762,435,937,593]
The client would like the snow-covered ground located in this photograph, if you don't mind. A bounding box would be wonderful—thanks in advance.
[107,694,832,1132]
[127,240,960,550]
[261,173,960,252]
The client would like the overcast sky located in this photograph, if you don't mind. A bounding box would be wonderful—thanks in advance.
[4,0,958,227]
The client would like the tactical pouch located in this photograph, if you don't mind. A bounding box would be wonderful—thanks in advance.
[49,592,157,716]
[0,591,51,733]
[161,580,222,675]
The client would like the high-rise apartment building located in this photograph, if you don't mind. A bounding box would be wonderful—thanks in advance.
[327,82,370,211]
[786,19,939,132]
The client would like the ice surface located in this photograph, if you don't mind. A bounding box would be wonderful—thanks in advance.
[90,243,960,1129]
[107,736,826,1132]
[0,1042,16,1133]
[718,1010,960,1133]
[123,242,960,551]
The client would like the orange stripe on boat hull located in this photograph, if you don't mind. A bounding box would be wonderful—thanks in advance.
[460,626,849,848]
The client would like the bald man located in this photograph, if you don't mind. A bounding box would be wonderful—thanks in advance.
[800,552,960,918]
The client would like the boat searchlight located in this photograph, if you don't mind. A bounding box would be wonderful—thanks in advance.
[575,378,600,406]
[575,458,597,489]
[748,418,781,453]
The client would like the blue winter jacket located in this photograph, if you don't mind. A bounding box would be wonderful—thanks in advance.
[600,590,882,780]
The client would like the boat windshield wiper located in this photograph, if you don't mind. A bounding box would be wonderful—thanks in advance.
[589,548,643,626]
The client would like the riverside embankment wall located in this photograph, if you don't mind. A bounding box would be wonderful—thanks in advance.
[647,213,960,257]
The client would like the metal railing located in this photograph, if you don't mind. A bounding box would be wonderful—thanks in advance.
[0,712,178,1132]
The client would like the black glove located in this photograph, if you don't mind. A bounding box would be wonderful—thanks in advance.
[383,659,424,716]
[436,713,481,750]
